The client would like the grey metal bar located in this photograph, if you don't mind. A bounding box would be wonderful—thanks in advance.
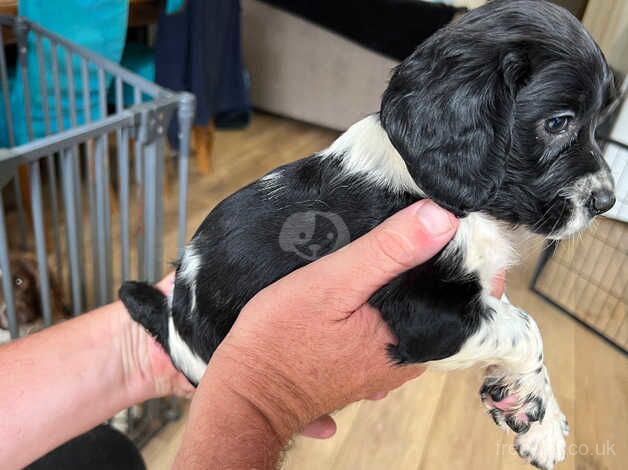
[143,138,164,283]
[134,87,144,279]
[116,77,130,282]
[61,148,82,314]
[50,41,64,132]
[94,135,108,304]
[72,150,87,309]
[64,49,78,127]
[0,31,15,147]
[35,34,52,135]
[28,21,165,98]
[86,140,98,308]
[82,57,96,307]
[29,161,53,326]
[98,69,113,301]
[16,19,34,141]
[6,111,139,163]
[64,48,86,305]
[81,58,91,124]
[176,93,195,256]
[119,127,131,281]
[0,193,18,339]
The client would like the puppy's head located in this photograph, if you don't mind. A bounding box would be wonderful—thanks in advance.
[0,255,41,328]
[380,0,617,238]
[0,254,64,331]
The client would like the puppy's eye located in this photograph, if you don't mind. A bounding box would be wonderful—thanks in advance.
[14,277,23,287]
[544,116,572,134]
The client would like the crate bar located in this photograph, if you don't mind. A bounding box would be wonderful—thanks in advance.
[29,162,53,326]
[93,134,108,304]
[143,138,165,283]
[119,127,131,281]
[50,41,64,131]
[15,18,34,141]
[50,37,67,284]
[29,21,165,98]
[80,57,98,306]
[97,68,113,300]
[176,93,195,255]
[134,87,144,280]
[64,48,87,305]
[115,77,131,281]
[0,193,18,338]
[35,34,52,134]
[7,111,137,163]
[61,148,82,314]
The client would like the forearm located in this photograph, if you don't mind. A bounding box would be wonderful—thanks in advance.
[174,365,287,470]
[0,301,154,468]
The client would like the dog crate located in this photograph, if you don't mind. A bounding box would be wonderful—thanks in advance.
[0,16,194,445]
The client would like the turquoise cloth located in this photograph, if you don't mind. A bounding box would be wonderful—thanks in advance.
[5,1,128,145]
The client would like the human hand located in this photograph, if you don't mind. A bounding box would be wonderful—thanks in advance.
[203,200,460,443]
[115,273,195,400]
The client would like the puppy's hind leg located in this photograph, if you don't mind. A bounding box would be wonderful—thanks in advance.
[429,296,568,470]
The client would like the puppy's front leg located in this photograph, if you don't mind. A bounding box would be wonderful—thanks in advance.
[429,297,569,470]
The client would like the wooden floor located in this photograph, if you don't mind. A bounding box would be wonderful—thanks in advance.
[143,112,627,470]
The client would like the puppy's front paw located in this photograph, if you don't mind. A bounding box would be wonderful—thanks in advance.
[514,410,569,470]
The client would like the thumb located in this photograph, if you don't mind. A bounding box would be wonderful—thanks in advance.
[293,200,458,313]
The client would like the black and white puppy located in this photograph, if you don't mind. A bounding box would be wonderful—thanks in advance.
[120,1,617,468]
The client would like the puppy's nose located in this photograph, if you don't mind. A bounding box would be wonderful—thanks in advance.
[588,189,615,215]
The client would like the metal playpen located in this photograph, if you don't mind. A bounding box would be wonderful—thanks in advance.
[0,16,194,445]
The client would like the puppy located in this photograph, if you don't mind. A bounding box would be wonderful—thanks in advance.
[0,253,65,342]
[120,1,617,468]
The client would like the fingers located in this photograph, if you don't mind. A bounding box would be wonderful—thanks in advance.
[300,415,337,439]
[295,200,458,314]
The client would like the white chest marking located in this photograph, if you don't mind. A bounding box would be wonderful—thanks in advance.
[168,316,207,384]
[449,213,518,292]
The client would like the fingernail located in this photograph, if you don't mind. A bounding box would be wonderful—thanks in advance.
[416,200,457,235]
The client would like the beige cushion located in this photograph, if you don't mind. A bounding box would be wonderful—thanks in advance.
[242,0,399,131]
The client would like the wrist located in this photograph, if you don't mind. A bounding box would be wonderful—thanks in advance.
[176,362,287,469]
[206,345,318,443]
[108,302,157,404]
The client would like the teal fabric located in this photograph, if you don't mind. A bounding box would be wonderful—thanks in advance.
[7,1,128,145]
[166,0,185,15]
[112,0,186,107]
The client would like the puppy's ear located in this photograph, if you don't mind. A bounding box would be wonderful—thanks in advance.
[381,37,529,215]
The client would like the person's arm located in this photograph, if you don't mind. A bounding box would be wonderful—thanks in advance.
[0,279,194,469]
[175,200,462,469]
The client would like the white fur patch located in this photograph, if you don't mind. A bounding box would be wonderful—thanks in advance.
[167,316,207,384]
[259,169,285,198]
[550,168,614,239]
[179,245,201,312]
[179,245,201,283]
[445,213,518,293]
[321,115,424,195]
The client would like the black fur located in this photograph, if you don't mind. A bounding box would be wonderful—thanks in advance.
[119,282,169,352]
[119,0,616,377]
